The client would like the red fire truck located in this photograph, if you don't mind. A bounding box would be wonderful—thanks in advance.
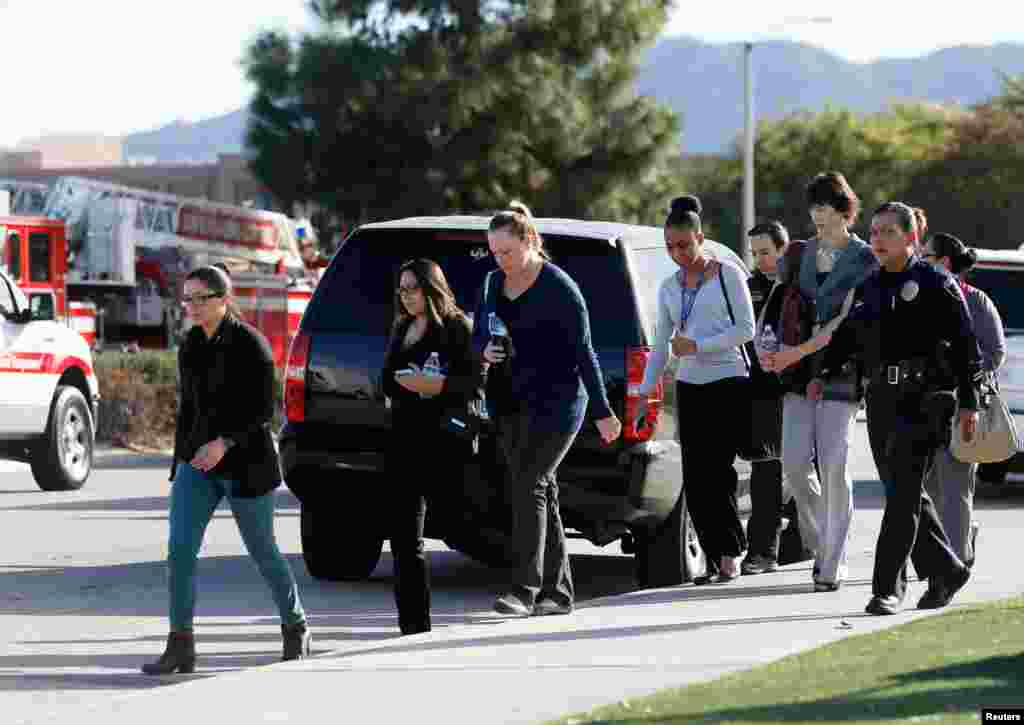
[0,177,316,367]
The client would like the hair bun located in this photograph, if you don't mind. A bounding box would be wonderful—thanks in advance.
[963,248,978,265]
[507,201,533,219]
[670,195,702,216]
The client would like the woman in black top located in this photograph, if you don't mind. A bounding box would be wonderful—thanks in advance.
[381,258,482,635]
[142,266,309,675]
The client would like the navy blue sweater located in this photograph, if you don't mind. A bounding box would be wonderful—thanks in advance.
[471,262,613,432]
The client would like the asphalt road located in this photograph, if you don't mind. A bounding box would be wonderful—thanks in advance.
[0,419,1012,724]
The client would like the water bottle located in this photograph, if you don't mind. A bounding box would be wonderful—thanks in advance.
[488,313,512,359]
[758,325,779,355]
[423,352,442,377]
[420,352,443,399]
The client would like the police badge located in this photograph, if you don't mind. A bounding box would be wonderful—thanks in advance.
[900,280,920,302]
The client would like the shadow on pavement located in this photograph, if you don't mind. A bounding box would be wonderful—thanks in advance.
[0,671,211,692]
[301,609,886,666]
[93,452,174,471]
[0,491,302,514]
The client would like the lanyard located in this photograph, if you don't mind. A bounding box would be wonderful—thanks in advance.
[676,265,705,331]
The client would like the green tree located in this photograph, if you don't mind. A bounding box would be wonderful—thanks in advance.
[903,75,1024,248]
[244,1,681,225]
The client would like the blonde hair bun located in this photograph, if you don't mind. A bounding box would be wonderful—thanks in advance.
[507,201,533,218]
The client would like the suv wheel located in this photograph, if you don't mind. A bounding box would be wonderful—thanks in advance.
[634,487,705,588]
[31,386,94,492]
[300,505,384,582]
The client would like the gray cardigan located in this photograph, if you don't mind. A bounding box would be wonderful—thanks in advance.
[963,283,1006,373]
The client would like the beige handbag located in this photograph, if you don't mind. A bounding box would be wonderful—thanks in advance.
[950,380,1020,464]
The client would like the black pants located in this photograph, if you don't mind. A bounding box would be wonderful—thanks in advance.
[746,396,784,560]
[390,415,467,635]
[865,389,964,600]
[677,378,748,568]
[498,412,581,608]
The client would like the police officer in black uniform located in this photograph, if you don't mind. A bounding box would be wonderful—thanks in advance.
[814,201,980,616]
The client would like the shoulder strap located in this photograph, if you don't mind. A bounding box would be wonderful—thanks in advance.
[484,270,496,307]
[718,265,751,372]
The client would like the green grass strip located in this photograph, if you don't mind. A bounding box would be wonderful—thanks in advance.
[549,596,1024,725]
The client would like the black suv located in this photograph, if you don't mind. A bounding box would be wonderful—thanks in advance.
[279,216,747,587]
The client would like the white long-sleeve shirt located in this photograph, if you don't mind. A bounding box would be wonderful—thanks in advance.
[639,260,756,391]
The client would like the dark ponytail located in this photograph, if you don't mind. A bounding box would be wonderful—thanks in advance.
[665,195,702,232]
[930,233,978,275]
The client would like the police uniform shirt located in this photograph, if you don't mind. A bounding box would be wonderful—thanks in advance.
[824,256,981,411]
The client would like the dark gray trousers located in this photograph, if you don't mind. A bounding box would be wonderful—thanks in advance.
[498,412,582,607]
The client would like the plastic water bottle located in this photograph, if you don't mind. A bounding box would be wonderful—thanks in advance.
[423,352,442,377]
[758,325,779,355]
[420,352,443,399]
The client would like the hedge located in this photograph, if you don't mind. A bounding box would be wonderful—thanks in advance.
[94,350,284,450]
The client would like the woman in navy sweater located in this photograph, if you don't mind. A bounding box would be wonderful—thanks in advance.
[473,202,621,617]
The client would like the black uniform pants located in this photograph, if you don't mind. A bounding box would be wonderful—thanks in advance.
[865,388,963,600]
[677,379,748,568]
[746,396,784,561]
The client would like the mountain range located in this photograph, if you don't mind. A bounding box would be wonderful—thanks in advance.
[123,37,1024,161]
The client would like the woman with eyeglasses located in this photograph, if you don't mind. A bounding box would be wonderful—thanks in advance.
[636,195,756,584]
[142,265,309,675]
[380,258,483,634]
[922,232,1006,569]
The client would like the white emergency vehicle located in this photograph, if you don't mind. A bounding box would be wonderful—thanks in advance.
[0,265,98,490]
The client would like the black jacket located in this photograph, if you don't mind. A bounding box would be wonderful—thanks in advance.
[170,314,283,496]
[381,313,483,416]
[746,271,783,399]
[822,256,982,410]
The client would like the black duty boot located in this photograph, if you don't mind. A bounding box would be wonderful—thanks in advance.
[282,621,312,661]
[141,631,196,675]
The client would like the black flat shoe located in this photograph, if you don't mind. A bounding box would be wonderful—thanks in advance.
[918,566,970,610]
[693,570,719,586]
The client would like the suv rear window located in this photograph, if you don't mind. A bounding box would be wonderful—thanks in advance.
[968,267,1024,332]
[306,228,642,346]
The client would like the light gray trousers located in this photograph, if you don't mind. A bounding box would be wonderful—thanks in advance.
[781,394,859,583]
[923,446,976,565]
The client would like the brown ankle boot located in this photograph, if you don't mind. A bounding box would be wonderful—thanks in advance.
[281,621,311,661]
[141,631,196,675]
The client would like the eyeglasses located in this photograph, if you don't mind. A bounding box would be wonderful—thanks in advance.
[397,283,421,296]
[181,293,221,305]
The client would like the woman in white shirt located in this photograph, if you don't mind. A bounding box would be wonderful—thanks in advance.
[637,196,756,583]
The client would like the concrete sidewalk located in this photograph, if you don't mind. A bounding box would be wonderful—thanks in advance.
[21,485,1024,725]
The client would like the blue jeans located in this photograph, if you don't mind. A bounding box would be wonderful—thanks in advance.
[168,462,305,630]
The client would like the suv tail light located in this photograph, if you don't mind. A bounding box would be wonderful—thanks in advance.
[624,346,662,443]
[284,331,311,423]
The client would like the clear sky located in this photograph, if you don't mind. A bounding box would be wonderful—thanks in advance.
[1,0,1021,148]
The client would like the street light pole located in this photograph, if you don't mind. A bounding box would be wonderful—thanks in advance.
[742,41,755,268]
[739,17,832,268]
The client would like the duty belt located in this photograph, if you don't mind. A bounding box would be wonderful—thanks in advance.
[873,358,943,392]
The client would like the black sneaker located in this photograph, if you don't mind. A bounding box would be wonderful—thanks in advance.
[865,594,903,616]
[917,566,971,610]
[494,593,532,617]
[741,554,779,575]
